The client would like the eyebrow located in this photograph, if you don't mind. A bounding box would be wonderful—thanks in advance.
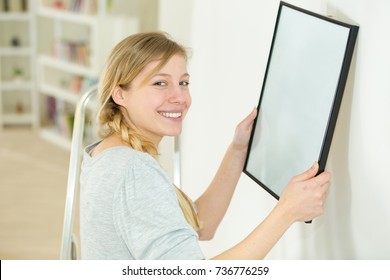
[153,73,190,78]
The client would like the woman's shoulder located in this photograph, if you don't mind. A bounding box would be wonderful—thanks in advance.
[85,141,155,168]
[86,134,153,161]
[82,141,168,194]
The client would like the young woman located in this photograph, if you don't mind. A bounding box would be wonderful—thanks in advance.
[80,32,330,260]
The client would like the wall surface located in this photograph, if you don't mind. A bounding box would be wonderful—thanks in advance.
[159,0,390,259]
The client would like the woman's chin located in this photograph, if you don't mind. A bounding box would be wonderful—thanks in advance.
[164,127,182,137]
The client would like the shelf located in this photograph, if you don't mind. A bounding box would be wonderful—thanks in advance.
[1,113,34,125]
[38,55,97,77]
[35,0,141,149]
[40,127,72,149]
[0,80,33,90]
[39,84,97,112]
[0,13,31,21]
[0,1,37,129]
[37,6,97,25]
[0,47,33,56]
[39,83,80,106]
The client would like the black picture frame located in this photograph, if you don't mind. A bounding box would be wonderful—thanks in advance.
[243,1,359,199]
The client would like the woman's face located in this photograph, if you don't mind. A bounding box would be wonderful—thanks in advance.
[117,54,191,146]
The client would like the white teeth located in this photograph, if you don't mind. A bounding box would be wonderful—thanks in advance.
[159,112,182,118]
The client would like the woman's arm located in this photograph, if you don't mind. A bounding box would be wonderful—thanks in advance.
[211,162,330,259]
[195,109,257,240]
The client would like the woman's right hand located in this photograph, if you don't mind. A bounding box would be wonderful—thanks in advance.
[277,162,331,223]
[211,162,330,260]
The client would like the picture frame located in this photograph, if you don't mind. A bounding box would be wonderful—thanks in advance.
[243,1,359,199]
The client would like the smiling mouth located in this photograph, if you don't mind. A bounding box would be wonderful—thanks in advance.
[158,111,182,119]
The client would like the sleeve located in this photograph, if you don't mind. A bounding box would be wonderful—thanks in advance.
[112,161,205,260]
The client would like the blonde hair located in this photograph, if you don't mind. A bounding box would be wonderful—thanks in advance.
[174,186,201,232]
[97,32,200,231]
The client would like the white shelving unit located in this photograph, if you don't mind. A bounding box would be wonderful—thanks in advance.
[36,0,139,148]
[0,0,37,128]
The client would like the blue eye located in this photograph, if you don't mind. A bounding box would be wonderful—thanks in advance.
[154,81,167,86]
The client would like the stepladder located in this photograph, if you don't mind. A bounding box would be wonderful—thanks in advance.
[60,85,98,260]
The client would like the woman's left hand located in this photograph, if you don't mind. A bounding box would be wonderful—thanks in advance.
[232,108,257,152]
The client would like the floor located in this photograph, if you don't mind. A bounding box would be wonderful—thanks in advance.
[0,127,71,259]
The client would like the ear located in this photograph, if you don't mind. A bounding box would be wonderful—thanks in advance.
[111,86,126,106]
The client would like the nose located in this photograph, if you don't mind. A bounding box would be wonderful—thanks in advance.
[168,84,187,104]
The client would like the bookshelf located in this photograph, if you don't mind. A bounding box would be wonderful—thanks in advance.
[0,0,37,128]
[36,0,139,147]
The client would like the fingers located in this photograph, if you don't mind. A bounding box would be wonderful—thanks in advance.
[312,171,331,188]
[249,107,258,119]
[291,162,319,183]
[281,163,331,223]
[232,108,258,150]
[238,107,257,130]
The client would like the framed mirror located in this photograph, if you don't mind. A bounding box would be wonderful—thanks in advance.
[243,1,359,199]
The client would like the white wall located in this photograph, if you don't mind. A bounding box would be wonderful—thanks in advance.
[111,0,159,32]
[159,0,390,259]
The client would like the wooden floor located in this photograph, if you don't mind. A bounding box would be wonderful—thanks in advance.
[0,127,70,259]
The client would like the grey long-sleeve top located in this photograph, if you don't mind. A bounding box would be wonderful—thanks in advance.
[80,142,204,260]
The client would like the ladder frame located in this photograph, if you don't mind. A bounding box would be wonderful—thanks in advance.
[60,85,98,260]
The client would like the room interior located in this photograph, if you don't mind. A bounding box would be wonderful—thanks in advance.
[1,0,389,260]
